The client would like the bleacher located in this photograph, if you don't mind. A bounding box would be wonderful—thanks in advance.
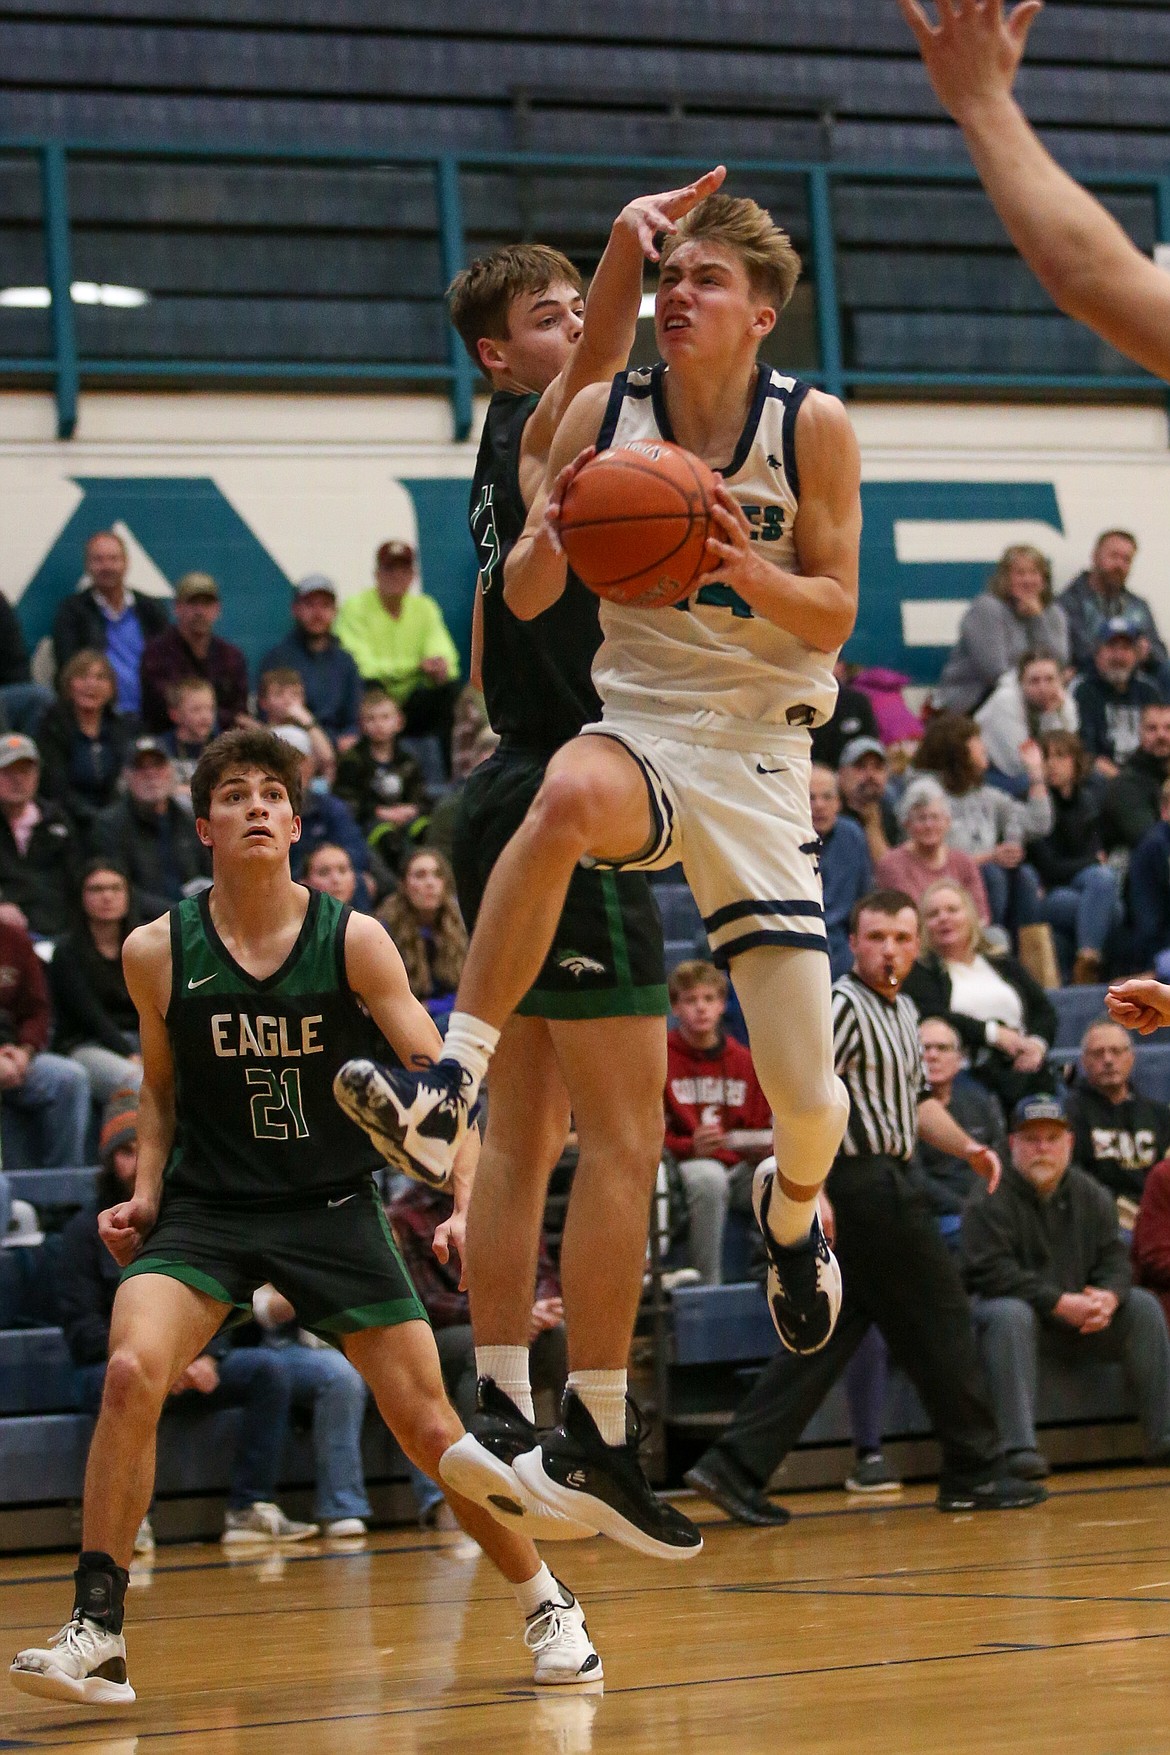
[3,0,1167,396]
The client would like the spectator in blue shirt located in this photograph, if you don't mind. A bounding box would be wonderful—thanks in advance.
[1060,532,1170,693]
[258,576,363,749]
[810,764,873,981]
[52,531,169,718]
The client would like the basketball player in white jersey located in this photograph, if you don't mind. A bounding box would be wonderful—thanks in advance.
[340,193,859,1539]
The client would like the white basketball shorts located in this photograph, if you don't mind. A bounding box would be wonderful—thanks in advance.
[579,717,828,968]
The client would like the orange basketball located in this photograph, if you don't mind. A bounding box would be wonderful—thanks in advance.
[557,440,718,608]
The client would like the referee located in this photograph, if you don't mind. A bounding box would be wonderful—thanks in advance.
[686,888,1047,1524]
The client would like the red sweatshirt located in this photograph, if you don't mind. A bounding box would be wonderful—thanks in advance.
[0,920,51,1052]
[664,1028,771,1166]
[1132,1157,1170,1330]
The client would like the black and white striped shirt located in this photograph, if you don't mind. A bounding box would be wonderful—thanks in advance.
[833,972,929,1161]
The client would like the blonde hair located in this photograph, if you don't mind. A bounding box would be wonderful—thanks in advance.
[919,879,990,959]
[667,958,729,1006]
[660,193,802,312]
[987,544,1054,608]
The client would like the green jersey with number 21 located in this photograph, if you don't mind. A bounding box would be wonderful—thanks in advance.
[163,888,391,1208]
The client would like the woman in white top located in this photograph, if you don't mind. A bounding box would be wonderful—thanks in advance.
[902,879,1058,1112]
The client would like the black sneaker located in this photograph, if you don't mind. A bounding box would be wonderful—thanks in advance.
[937,1474,1048,1512]
[333,1056,470,1188]
[752,1163,842,1354]
[438,1380,596,1541]
[513,1391,703,1561]
[684,1450,791,1527]
[1004,1447,1051,1481]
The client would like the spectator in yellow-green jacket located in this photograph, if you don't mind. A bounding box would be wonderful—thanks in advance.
[334,540,461,772]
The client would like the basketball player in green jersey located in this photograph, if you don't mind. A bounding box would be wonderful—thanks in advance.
[11,729,599,1708]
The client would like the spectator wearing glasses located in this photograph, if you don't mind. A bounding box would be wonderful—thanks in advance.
[874,777,991,923]
[913,1015,1006,1243]
[1066,1018,1170,1211]
[49,861,142,1104]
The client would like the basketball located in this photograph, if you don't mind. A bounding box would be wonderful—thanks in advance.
[556,440,718,608]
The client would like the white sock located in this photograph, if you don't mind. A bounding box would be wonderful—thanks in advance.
[440,1012,501,1108]
[766,1185,820,1249]
[475,1345,534,1423]
[568,1369,627,1447]
[513,1561,565,1620]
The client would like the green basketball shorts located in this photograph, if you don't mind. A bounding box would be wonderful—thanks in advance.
[121,1181,427,1338]
[451,743,668,1021]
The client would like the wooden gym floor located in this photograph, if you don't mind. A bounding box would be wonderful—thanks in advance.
[2,1469,1170,1754]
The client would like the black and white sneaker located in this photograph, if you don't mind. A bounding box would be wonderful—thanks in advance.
[524,1581,603,1686]
[514,1391,703,1562]
[937,1474,1047,1512]
[438,1379,596,1541]
[752,1159,842,1354]
[333,1056,470,1188]
[10,1612,135,1706]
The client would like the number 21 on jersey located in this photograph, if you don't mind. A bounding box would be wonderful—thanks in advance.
[246,1066,309,1140]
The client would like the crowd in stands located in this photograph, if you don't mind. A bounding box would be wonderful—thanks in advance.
[11,520,1170,1528]
[0,527,492,1174]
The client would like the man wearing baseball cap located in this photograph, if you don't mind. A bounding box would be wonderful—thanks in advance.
[139,572,250,736]
[334,541,461,769]
[0,732,81,943]
[91,738,210,918]
[961,1089,1170,1478]
[258,575,363,748]
[1070,615,1162,780]
[837,736,898,865]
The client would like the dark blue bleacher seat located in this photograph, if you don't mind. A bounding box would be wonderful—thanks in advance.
[668,1283,1137,1453]
[1051,986,1110,1050]
[654,883,704,943]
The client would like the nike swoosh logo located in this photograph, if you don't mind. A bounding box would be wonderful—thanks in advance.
[187,974,216,990]
[327,1193,358,1207]
[756,762,786,775]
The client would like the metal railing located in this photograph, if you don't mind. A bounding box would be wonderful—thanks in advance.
[2,138,1168,440]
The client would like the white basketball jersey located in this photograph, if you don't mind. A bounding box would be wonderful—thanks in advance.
[590,362,839,747]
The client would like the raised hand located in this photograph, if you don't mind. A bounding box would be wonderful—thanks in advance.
[619,166,727,262]
[897,0,1044,123]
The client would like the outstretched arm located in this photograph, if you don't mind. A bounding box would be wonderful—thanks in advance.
[519,167,727,497]
[898,0,1170,381]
